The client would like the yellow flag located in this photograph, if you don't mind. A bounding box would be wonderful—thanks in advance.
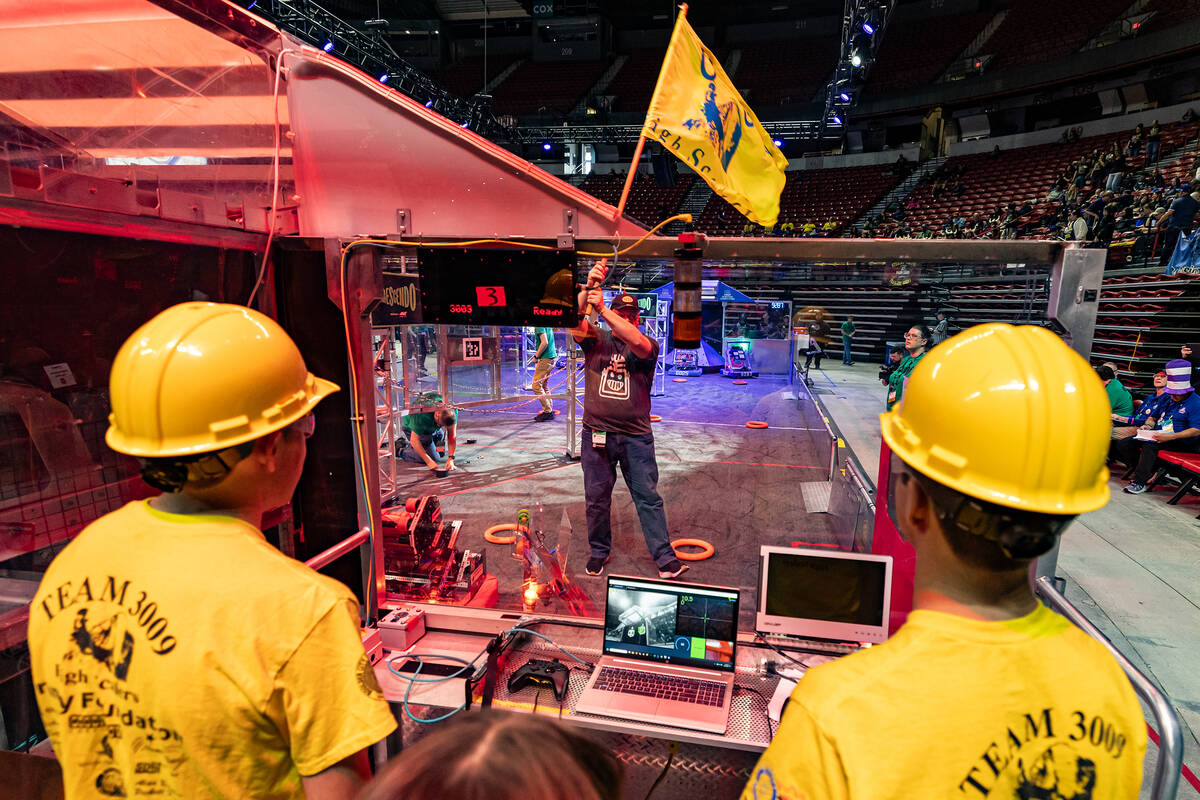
[642,12,788,227]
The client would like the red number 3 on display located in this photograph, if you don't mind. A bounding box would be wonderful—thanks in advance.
[476,286,507,307]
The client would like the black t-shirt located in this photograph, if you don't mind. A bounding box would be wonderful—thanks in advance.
[579,329,659,435]
[1168,195,1200,232]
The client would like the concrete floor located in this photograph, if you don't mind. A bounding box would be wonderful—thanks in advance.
[810,359,1200,799]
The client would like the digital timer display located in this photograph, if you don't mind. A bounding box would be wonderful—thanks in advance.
[418,248,579,327]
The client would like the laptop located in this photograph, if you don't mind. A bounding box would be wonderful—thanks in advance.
[575,575,740,734]
[755,545,893,653]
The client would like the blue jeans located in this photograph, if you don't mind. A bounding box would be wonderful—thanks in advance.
[842,336,853,364]
[581,429,675,567]
[398,428,446,464]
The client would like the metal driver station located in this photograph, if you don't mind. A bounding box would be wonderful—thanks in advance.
[0,1,1186,798]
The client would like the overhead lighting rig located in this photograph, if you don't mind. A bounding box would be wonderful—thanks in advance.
[823,0,894,135]
[235,0,505,136]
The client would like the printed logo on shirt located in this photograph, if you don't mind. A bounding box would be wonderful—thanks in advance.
[599,353,630,400]
[34,575,186,796]
[357,653,385,699]
[958,707,1132,797]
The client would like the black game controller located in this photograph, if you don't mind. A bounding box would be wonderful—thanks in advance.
[507,659,570,701]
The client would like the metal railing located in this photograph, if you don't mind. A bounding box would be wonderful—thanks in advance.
[1035,576,1183,800]
[304,527,370,571]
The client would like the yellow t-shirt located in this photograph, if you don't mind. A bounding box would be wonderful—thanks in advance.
[28,500,397,800]
[742,604,1146,800]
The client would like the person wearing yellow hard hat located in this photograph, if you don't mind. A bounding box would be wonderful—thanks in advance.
[28,303,396,800]
[741,323,1146,800]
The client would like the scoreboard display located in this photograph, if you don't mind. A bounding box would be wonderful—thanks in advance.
[417,247,579,328]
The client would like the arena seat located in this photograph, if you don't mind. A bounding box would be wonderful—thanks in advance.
[1158,452,1200,511]
[432,56,520,100]
[1090,272,1200,390]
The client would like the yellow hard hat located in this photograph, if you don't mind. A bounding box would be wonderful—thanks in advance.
[106,302,340,458]
[880,323,1110,516]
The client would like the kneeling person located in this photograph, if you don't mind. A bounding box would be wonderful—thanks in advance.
[743,324,1145,800]
[399,391,458,474]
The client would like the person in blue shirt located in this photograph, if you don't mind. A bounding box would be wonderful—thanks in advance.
[1118,360,1200,494]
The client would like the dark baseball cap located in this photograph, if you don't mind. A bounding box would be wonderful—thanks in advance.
[610,294,640,314]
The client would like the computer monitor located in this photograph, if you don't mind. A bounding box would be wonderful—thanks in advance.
[756,545,893,644]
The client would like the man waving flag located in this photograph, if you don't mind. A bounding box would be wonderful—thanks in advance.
[615,4,788,228]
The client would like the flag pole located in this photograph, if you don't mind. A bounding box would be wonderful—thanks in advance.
[611,3,688,224]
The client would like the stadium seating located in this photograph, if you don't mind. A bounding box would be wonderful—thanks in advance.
[433,56,520,100]
[732,38,840,107]
[980,0,1133,70]
[865,13,992,95]
[578,172,696,229]
[1089,272,1200,390]
[694,165,900,236]
[490,58,614,116]
[604,47,669,114]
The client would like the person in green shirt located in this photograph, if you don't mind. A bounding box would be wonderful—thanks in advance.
[1096,364,1134,419]
[399,391,457,474]
[886,324,932,410]
[531,327,558,422]
[840,316,857,365]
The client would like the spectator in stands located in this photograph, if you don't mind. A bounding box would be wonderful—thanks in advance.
[1119,360,1200,494]
[1183,108,1197,124]
[1127,123,1144,157]
[1157,190,1200,263]
[1094,204,1117,247]
[1096,365,1134,421]
[1111,371,1171,441]
[885,324,932,410]
[1106,152,1127,191]
[931,311,950,345]
[840,315,856,366]
[360,712,621,800]
[743,325,1147,800]
[1147,120,1162,163]
[879,346,904,386]
[1068,210,1089,241]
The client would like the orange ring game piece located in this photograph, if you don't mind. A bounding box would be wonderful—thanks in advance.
[483,522,524,545]
[649,414,663,422]
[732,380,748,385]
[672,377,688,383]
[672,538,715,561]
[745,421,769,429]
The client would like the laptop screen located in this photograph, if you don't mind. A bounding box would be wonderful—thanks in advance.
[602,576,739,672]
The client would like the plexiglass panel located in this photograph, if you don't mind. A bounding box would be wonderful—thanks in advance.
[0,0,288,232]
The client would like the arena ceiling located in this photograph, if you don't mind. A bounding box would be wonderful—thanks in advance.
[318,0,854,28]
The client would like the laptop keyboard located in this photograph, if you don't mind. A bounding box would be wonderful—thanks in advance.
[594,667,725,706]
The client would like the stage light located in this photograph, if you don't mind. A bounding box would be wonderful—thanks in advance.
[322,40,334,52]
[379,73,389,83]
[425,100,434,108]
[839,91,851,102]
[461,122,470,128]
[850,53,862,67]
[773,138,783,147]
[861,21,875,34]
[542,142,552,151]
[831,114,843,125]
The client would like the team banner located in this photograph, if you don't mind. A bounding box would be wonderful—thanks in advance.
[642,12,788,227]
